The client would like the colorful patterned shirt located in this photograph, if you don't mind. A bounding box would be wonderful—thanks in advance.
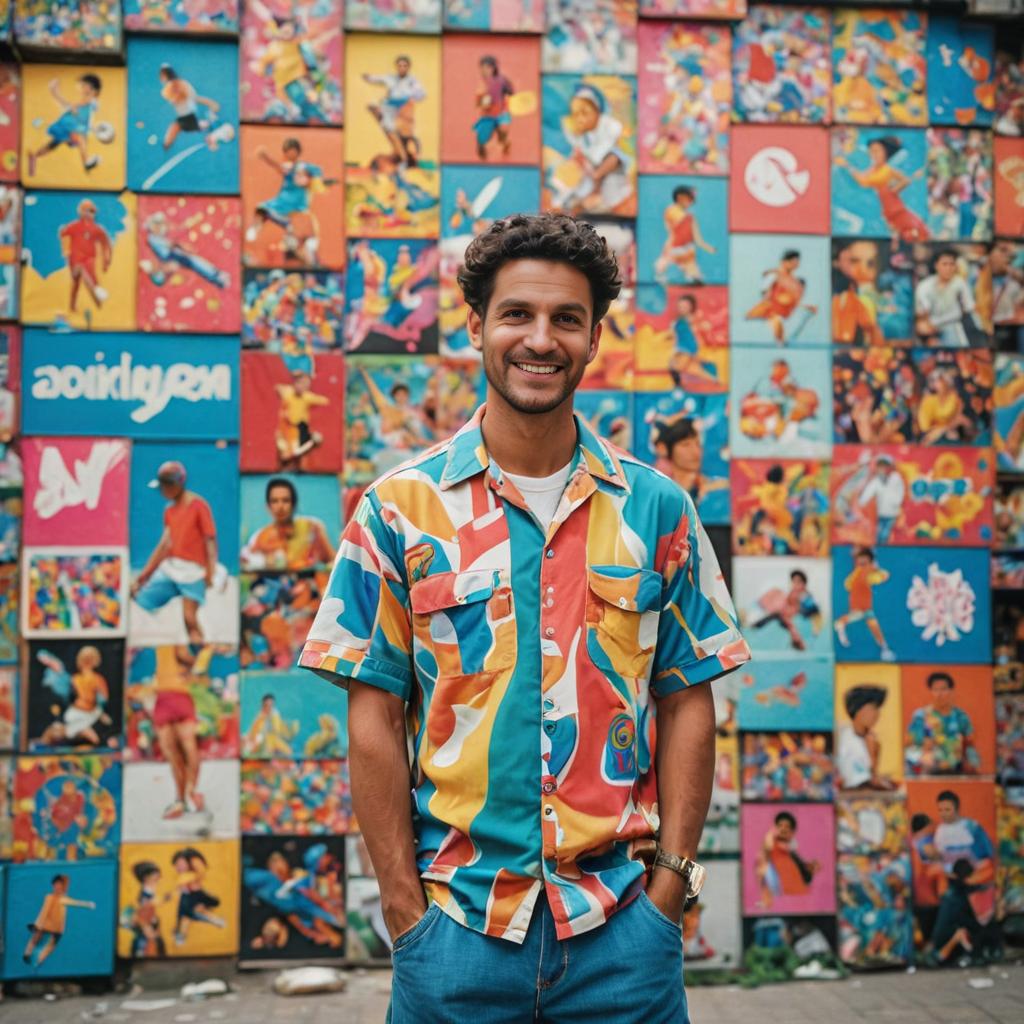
[299,406,751,943]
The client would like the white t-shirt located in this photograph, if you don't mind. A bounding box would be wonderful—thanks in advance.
[858,472,906,519]
[504,462,573,533]
[837,725,872,789]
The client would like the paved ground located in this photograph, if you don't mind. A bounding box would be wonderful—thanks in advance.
[1,962,1022,1023]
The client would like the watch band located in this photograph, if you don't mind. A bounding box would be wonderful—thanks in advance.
[654,847,707,900]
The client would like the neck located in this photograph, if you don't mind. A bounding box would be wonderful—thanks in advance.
[480,391,577,477]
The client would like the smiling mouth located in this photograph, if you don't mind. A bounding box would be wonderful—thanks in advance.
[513,362,562,376]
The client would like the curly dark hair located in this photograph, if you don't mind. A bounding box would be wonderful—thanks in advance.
[457,213,622,326]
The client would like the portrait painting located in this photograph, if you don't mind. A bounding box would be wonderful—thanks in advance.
[637,19,729,177]
[241,125,344,271]
[911,241,992,347]
[542,73,636,218]
[126,36,239,194]
[730,458,829,558]
[20,63,126,191]
[741,802,836,917]
[633,389,729,525]
[633,283,727,395]
[345,238,439,356]
[732,4,830,125]
[21,437,130,548]
[118,839,239,958]
[831,7,927,126]
[240,834,345,961]
[125,644,239,763]
[344,33,441,239]
[26,637,124,753]
[736,655,834,732]
[11,753,120,861]
[830,444,993,548]
[834,662,903,794]
[240,0,343,126]
[831,239,915,346]
[441,33,541,166]
[733,556,831,657]
[240,350,344,474]
[21,190,137,331]
[832,544,991,666]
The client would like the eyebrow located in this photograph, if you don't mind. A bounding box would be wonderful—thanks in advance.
[493,298,589,317]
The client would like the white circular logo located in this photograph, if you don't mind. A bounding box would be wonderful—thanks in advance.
[744,146,811,208]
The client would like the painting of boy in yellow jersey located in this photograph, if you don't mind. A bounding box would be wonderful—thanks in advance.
[241,351,343,474]
[345,35,440,239]
[241,0,342,126]
[26,638,124,752]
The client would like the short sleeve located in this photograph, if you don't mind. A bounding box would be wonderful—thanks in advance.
[298,491,414,701]
[198,500,216,540]
[651,493,751,698]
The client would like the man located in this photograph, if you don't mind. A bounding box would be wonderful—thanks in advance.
[755,811,818,909]
[856,454,906,543]
[241,477,335,572]
[905,670,980,776]
[932,790,995,932]
[58,198,112,313]
[300,213,750,1022]
[365,55,426,167]
[131,461,218,645]
[914,249,978,347]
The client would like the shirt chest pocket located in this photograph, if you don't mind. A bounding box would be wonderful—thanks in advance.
[585,564,663,681]
[409,568,516,678]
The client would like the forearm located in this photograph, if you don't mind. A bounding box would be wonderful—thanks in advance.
[139,540,169,580]
[205,538,218,577]
[348,681,425,936]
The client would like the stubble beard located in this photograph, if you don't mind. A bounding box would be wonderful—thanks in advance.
[481,336,588,416]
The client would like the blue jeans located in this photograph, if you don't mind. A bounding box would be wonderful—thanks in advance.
[387,892,688,1023]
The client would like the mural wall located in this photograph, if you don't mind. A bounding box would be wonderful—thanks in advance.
[0,0,1021,980]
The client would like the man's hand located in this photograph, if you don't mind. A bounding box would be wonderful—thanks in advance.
[645,865,686,926]
[130,576,147,598]
[385,896,430,944]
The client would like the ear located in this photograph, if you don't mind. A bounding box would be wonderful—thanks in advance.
[586,320,603,365]
[467,306,484,354]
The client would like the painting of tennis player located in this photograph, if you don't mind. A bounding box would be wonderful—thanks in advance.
[20,63,126,191]
[126,36,239,194]
[241,125,344,270]
[728,234,830,346]
[441,33,540,165]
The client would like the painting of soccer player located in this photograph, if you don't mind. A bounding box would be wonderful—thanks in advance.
[126,37,238,194]
[118,839,240,958]
[124,0,239,33]
[345,35,441,239]
[240,0,342,126]
[26,638,124,752]
[129,445,239,648]
[441,34,540,165]
[903,666,996,779]
[21,64,125,190]
[239,474,339,573]
[344,239,439,355]
[831,240,915,346]
[542,75,636,218]
[926,15,996,128]
[20,190,137,330]
[241,126,344,270]
[636,177,727,288]
[913,246,991,347]
[1,861,114,980]
[907,781,999,965]
[240,671,346,760]
[636,19,729,176]
[633,390,729,524]
[733,556,831,656]
[241,835,345,961]
[122,757,239,841]
[742,803,836,917]
[728,236,830,347]
[240,351,344,474]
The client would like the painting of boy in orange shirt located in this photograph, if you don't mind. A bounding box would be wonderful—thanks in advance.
[835,545,896,662]
[755,811,819,909]
[22,873,96,968]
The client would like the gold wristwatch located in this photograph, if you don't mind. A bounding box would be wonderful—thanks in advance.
[654,846,707,903]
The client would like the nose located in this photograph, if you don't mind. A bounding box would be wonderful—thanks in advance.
[524,316,557,355]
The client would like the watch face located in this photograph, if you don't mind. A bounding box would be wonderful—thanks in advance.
[689,862,707,897]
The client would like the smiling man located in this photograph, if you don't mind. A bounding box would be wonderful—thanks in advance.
[300,213,750,1022]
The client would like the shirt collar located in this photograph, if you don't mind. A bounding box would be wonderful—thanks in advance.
[440,404,630,493]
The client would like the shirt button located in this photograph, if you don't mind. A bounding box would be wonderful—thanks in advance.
[543,805,554,817]
[542,781,556,795]
[545,586,555,594]
[544,721,556,735]
[544,626,555,637]
[543,698,555,711]
[544,598,554,608]
[546,549,555,559]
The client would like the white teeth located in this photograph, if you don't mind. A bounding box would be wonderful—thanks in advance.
[517,363,558,375]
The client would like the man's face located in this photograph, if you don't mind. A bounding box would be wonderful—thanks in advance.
[783,256,800,272]
[569,96,600,134]
[935,254,957,282]
[837,242,879,285]
[937,798,958,824]
[875,459,892,478]
[855,703,881,730]
[267,486,294,525]
[669,433,702,473]
[468,259,598,416]
[396,58,410,78]
[930,677,954,711]
[54,877,68,894]
[392,386,410,408]
[856,552,872,568]
[990,243,1012,275]
[775,818,794,842]
[294,373,311,394]
[159,479,183,501]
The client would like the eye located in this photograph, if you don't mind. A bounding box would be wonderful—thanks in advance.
[556,313,582,325]
[502,309,527,319]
